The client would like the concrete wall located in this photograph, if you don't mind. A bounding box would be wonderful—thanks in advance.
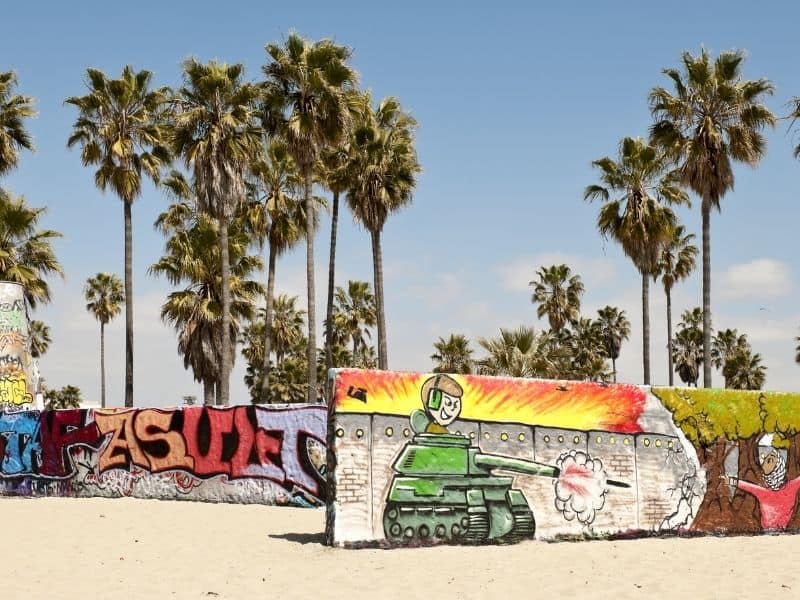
[0,405,326,507]
[0,282,37,409]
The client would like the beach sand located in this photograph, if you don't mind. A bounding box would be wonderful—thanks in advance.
[6,496,796,599]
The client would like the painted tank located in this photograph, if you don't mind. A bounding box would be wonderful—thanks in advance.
[382,432,559,544]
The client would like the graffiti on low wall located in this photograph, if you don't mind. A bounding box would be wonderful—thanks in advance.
[0,404,327,506]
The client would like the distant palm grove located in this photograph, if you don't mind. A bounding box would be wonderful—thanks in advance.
[1,42,799,406]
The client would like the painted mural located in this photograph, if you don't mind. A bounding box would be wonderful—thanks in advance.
[0,282,37,410]
[326,369,702,546]
[0,404,326,506]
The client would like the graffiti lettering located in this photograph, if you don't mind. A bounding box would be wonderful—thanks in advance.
[0,376,32,406]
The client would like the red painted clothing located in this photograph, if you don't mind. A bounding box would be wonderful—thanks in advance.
[736,477,800,530]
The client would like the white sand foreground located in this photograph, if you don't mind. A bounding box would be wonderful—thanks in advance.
[5,497,797,599]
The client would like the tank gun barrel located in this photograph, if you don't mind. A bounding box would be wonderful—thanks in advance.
[473,453,560,478]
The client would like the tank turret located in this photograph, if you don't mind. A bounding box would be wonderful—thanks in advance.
[383,431,626,544]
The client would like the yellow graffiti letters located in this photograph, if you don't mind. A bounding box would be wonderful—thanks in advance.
[0,376,32,406]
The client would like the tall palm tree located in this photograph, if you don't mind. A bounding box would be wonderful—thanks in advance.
[345,94,420,370]
[596,306,631,383]
[431,334,474,375]
[28,320,51,359]
[333,280,376,358]
[249,141,308,403]
[0,191,63,308]
[791,98,800,160]
[66,66,170,407]
[151,177,262,406]
[650,49,776,387]
[672,307,704,386]
[269,294,306,367]
[262,33,358,401]
[585,136,687,385]
[657,225,697,385]
[530,264,584,333]
[0,71,35,176]
[795,330,799,364]
[476,326,553,379]
[724,347,766,390]
[84,273,124,408]
[171,59,261,406]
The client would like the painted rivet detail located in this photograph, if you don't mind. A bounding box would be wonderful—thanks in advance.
[609,436,616,445]
[335,428,344,438]
[655,439,662,448]
[667,440,674,449]
[484,432,490,440]
[596,436,603,444]
[403,428,410,437]
[544,435,551,443]
[573,435,580,444]
[356,429,364,439]
[385,427,394,437]
[643,438,651,447]
[623,438,630,446]
[557,435,564,444]
[501,432,509,441]
[518,433,526,442]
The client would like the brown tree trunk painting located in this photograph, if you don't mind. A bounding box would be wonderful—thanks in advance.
[730,436,762,533]
[690,438,735,533]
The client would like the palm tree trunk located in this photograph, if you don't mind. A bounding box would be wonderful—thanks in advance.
[371,229,388,369]
[666,286,674,386]
[304,170,318,403]
[702,200,712,388]
[215,381,221,406]
[203,380,214,406]
[123,200,134,407]
[612,357,617,383]
[218,215,232,406]
[642,272,651,385]
[259,239,277,404]
[100,321,106,409]
[324,191,339,381]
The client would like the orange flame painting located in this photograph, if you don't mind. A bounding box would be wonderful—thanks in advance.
[333,369,646,433]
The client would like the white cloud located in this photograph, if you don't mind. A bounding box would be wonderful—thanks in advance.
[720,258,793,300]
[496,252,617,293]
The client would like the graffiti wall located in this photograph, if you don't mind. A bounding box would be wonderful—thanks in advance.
[326,369,798,546]
[0,282,37,409]
[0,404,326,507]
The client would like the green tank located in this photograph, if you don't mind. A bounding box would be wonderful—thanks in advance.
[382,432,560,544]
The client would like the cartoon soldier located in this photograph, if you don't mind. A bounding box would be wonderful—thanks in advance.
[411,374,464,434]
[722,434,800,531]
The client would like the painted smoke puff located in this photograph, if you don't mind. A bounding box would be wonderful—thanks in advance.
[382,375,629,544]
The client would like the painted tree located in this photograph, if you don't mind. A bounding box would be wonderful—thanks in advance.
[345,94,420,370]
[431,334,474,375]
[585,137,686,385]
[650,49,776,387]
[67,66,170,407]
[529,264,584,334]
[172,59,261,405]
[262,33,358,400]
[657,225,697,385]
[0,71,35,176]
[84,273,124,408]
[596,305,631,383]
[0,192,63,308]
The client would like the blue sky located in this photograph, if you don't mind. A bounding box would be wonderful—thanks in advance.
[2,1,799,406]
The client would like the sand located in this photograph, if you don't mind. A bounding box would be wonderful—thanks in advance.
[5,497,797,599]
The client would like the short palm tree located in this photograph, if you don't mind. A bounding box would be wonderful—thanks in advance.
[333,280,377,359]
[262,33,358,401]
[0,191,63,308]
[84,273,124,408]
[44,385,83,410]
[568,317,610,381]
[249,141,308,403]
[724,347,766,390]
[28,320,51,359]
[172,59,262,406]
[657,225,697,385]
[431,334,474,375]
[711,328,750,388]
[650,49,776,387]
[345,94,420,370]
[596,306,631,383]
[0,71,35,176]
[66,66,170,407]
[585,136,687,385]
[476,326,553,379]
[530,264,584,333]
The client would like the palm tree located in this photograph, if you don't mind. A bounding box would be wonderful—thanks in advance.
[171,59,261,406]
[44,385,83,410]
[596,306,631,383]
[0,71,35,176]
[66,66,170,407]
[650,49,776,387]
[28,320,51,359]
[0,191,63,308]
[672,307,704,386]
[530,264,584,333]
[791,98,800,159]
[568,317,610,381]
[724,347,766,390]
[657,225,697,385]
[585,137,687,385]
[262,33,358,401]
[84,273,123,408]
[345,94,420,370]
[248,142,313,402]
[796,330,800,364]
[151,179,262,406]
[269,294,306,367]
[431,334,473,374]
[476,326,553,378]
[333,280,376,358]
